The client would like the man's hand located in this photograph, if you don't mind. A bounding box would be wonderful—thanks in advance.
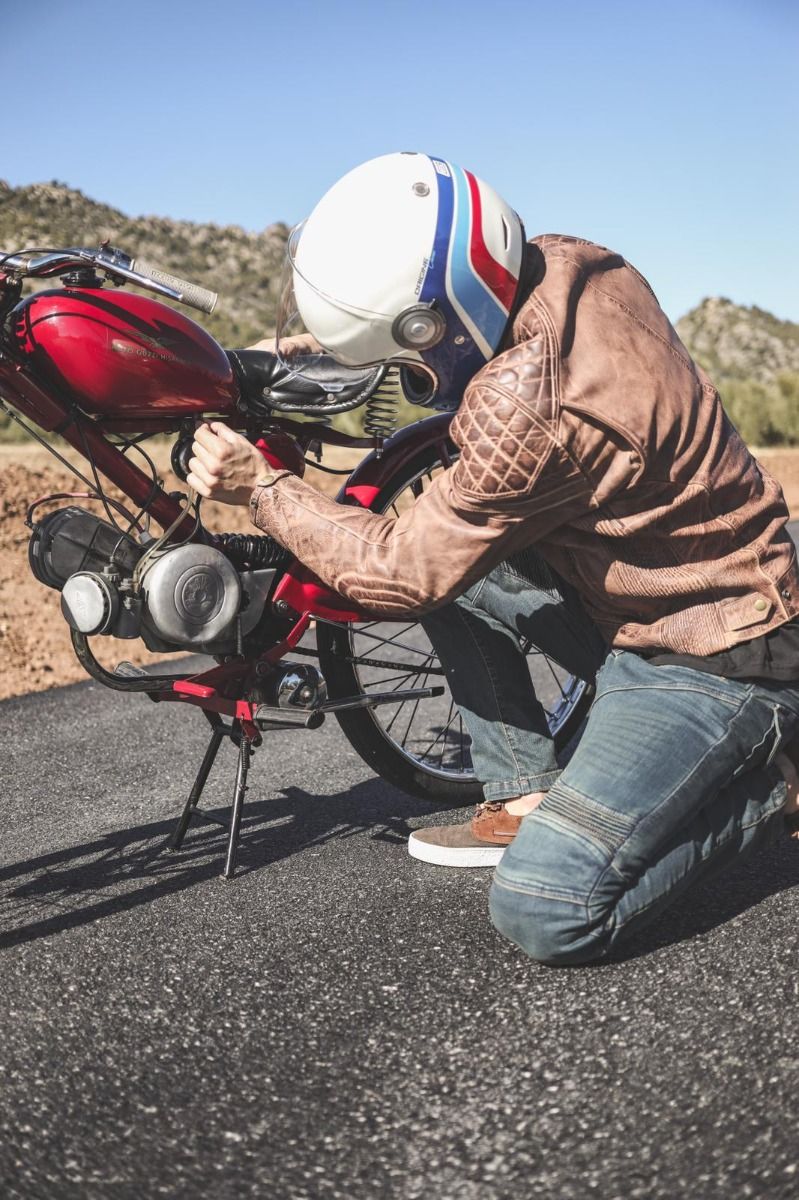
[187,422,274,506]
[245,332,322,355]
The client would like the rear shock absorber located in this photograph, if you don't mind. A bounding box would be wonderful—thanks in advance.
[362,367,403,445]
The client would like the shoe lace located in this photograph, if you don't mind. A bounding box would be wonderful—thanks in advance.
[475,801,504,816]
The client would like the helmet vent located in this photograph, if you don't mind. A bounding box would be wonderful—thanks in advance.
[501,216,510,250]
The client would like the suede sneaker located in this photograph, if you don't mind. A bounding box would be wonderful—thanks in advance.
[408,801,522,867]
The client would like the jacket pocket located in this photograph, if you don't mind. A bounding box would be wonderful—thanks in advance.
[718,593,774,632]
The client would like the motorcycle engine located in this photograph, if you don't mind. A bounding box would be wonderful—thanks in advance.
[28,507,277,654]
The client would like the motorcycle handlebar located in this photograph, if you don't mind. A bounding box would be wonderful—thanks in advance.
[0,247,218,315]
[129,259,217,314]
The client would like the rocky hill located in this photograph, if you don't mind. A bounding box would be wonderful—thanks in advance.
[1,180,798,444]
[675,298,799,446]
[0,179,288,348]
[676,297,799,387]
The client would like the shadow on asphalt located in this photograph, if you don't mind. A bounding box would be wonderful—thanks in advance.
[0,777,444,951]
[2,773,799,960]
[611,835,799,961]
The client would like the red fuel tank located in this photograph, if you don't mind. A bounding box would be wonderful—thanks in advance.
[13,288,239,417]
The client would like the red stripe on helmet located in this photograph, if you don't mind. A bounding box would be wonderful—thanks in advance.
[465,171,519,312]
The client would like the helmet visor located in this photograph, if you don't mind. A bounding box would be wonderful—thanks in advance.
[273,222,437,391]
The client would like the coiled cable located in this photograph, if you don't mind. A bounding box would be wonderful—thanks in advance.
[214,532,292,570]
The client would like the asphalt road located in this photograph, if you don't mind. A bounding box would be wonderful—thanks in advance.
[2,547,799,1198]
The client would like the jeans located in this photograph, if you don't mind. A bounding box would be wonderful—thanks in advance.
[422,552,799,965]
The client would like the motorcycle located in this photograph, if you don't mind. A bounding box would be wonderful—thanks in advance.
[0,244,590,875]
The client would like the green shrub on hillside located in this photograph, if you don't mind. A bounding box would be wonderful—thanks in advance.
[721,372,799,447]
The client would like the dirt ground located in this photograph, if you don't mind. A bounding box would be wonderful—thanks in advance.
[0,439,361,701]
[2,441,799,702]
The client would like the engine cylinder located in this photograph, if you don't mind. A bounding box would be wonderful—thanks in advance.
[140,544,241,647]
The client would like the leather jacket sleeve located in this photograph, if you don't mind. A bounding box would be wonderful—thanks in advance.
[252,234,799,652]
[250,339,596,616]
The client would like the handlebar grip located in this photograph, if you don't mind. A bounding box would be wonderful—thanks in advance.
[130,258,218,314]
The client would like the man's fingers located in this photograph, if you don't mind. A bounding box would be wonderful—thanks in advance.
[191,441,223,478]
[187,421,263,507]
[209,421,247,446]
[193,422,222,450]
[188,456,219,489]
[185,471,212,498]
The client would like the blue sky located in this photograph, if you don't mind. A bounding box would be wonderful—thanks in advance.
[3,0,797,321]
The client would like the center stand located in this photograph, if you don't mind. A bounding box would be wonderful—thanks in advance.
[168,712,254,879]
[71,631,445,880]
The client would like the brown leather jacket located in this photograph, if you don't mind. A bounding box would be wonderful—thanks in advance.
[252,235,799,656]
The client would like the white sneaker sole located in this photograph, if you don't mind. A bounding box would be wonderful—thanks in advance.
[407,833,507,868]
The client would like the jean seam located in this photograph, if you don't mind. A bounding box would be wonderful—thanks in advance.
[530,811,624,864]
[462,574,489,607]
[532,809,628,861]
[594,688,757,879]
[735,703,782,773]
[611,796,786,936]
[491,876,589,909]
[448,602,530,786]
[484,769,561,799]
[595,682,745,710]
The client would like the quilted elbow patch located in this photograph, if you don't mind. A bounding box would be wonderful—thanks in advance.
[451,337,558,498]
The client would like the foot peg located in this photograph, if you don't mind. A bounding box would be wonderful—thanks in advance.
[254,704,325,731]
[113,660,151,679]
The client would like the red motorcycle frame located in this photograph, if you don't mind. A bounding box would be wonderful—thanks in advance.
[0,248,585,878]
[0,248,458,875]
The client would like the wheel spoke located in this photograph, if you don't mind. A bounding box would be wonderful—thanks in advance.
[359,671,426,689]
[418,697,458,763]
[352,626,431,659]
[383,656,435,735]
[398,658,435,750]
[545,654,567,697]
[439,701,460,768]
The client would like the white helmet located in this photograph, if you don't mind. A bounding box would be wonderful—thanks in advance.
[274,152,525,410]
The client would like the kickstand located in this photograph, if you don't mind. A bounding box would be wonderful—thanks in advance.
[169,713,255,879]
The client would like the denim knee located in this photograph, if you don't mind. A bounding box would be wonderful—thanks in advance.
[489,801,620,965]
[488,877,611,966]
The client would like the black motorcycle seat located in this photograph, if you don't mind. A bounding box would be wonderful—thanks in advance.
[227,349,385,412]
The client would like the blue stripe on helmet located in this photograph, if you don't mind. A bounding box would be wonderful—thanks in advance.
[448,165,509,352]
[418,158,455,311]
[415,156,502,409]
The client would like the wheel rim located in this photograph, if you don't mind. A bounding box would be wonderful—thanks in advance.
[333,456,588,783]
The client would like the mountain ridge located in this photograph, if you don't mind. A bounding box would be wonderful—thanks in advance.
[2,180,798,444]
[0,179,289,348]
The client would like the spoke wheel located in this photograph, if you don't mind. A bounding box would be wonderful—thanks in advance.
[315,442,592,804]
